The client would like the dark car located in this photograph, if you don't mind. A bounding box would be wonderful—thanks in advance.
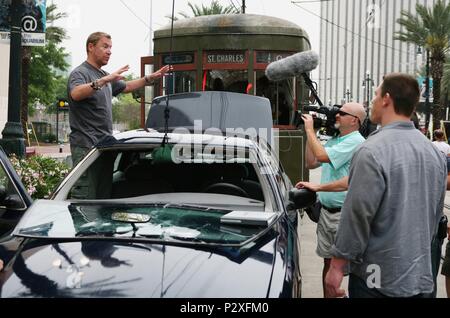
[0,92,315,298]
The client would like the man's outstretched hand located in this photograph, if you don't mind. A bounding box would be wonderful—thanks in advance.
[296,181,321,192]
[151,65,171,79]
[107,64,130,82]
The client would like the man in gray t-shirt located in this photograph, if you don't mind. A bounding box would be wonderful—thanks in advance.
[67,32,169,198]
[325,73,447,298]
[68,61,126,151]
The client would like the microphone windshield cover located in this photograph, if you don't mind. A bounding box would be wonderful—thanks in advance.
[265,51,319,81]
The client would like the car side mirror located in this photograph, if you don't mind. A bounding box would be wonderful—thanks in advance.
[3,194,25,209]
[289,188,317,210]
[0,186,25,210]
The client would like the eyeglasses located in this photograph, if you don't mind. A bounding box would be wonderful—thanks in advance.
[337,110,361,125]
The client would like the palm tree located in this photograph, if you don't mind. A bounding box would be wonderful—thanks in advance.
[395,0,450,130]
[21,3,68,137]
[441,58,450,117]
[169,0,240,21]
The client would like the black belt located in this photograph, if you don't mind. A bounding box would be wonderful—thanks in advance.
[323,205,341,214]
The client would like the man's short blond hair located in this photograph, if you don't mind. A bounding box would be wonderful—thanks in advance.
[86,32,111,53]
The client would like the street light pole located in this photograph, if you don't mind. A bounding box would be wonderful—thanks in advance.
[242,0,246,13]
[0,0,25,157]
[344,87,352,103]
[362,71,373,115]
[424,48,431,132]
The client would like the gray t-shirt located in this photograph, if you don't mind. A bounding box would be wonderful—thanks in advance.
[68,61,126,148]
[331,121,446,297]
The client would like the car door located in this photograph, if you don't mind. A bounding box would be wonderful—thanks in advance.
[0,147,32,237]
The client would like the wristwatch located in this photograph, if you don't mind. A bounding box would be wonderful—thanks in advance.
[90,80,100,90]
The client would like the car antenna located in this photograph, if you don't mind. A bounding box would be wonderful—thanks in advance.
[153,0,176,164]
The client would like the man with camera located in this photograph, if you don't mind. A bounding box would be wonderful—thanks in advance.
[296,102,366,298]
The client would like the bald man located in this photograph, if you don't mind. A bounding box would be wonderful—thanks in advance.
[296,102,367,298]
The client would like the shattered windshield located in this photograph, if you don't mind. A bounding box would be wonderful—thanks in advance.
[15,202,277,246]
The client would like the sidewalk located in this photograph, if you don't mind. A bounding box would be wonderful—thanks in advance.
[27,142,72,165]
[300,166,449,298]
[30,142,71,155]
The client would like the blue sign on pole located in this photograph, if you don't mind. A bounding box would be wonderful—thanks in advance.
[417,76,434,102]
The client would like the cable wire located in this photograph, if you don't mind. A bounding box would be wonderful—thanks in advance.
[229,0,240,12]
[119,0,151,30]
[162,0,176,145]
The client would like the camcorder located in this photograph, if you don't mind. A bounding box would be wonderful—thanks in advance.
[294,104,374,138]
[294,105,342,137]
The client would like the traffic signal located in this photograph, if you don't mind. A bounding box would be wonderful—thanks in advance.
[57,99,69,110]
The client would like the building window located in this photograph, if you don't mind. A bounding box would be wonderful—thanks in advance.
[203,70,249,94]
[255,71,294,126]
[164,71,196,95]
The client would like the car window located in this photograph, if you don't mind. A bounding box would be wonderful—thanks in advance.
[66,146,266,204]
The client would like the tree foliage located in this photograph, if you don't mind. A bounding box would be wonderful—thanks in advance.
[395,0,450,129]
[441,57,450,105]
[112,92,141,131]
[169,0,239,20]
[25,3,69,116]
[29,43,69,108]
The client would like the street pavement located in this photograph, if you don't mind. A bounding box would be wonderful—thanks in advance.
[300,166,449,298]
[31,143,72,165]
[32,143,71,155]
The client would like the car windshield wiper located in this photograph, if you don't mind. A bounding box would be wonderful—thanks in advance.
[74,229,211,246]
[163,203,229,213]
[164,235,209,244]
[75,231,116,238]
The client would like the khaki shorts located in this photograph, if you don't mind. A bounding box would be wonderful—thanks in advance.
[441,241,450,277]
[316,208,341,259]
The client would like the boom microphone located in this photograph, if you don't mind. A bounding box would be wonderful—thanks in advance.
[265,50,319,82]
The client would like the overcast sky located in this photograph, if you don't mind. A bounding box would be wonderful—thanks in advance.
[51,0,320,78]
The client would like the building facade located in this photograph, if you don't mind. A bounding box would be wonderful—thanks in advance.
[319,0,445,107]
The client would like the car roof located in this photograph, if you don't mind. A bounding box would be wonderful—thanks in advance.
[98,129,262,149]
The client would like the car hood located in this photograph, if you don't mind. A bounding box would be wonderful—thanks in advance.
[0,239,278,298]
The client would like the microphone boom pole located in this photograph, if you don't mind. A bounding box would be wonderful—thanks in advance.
[301,73,323,107]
